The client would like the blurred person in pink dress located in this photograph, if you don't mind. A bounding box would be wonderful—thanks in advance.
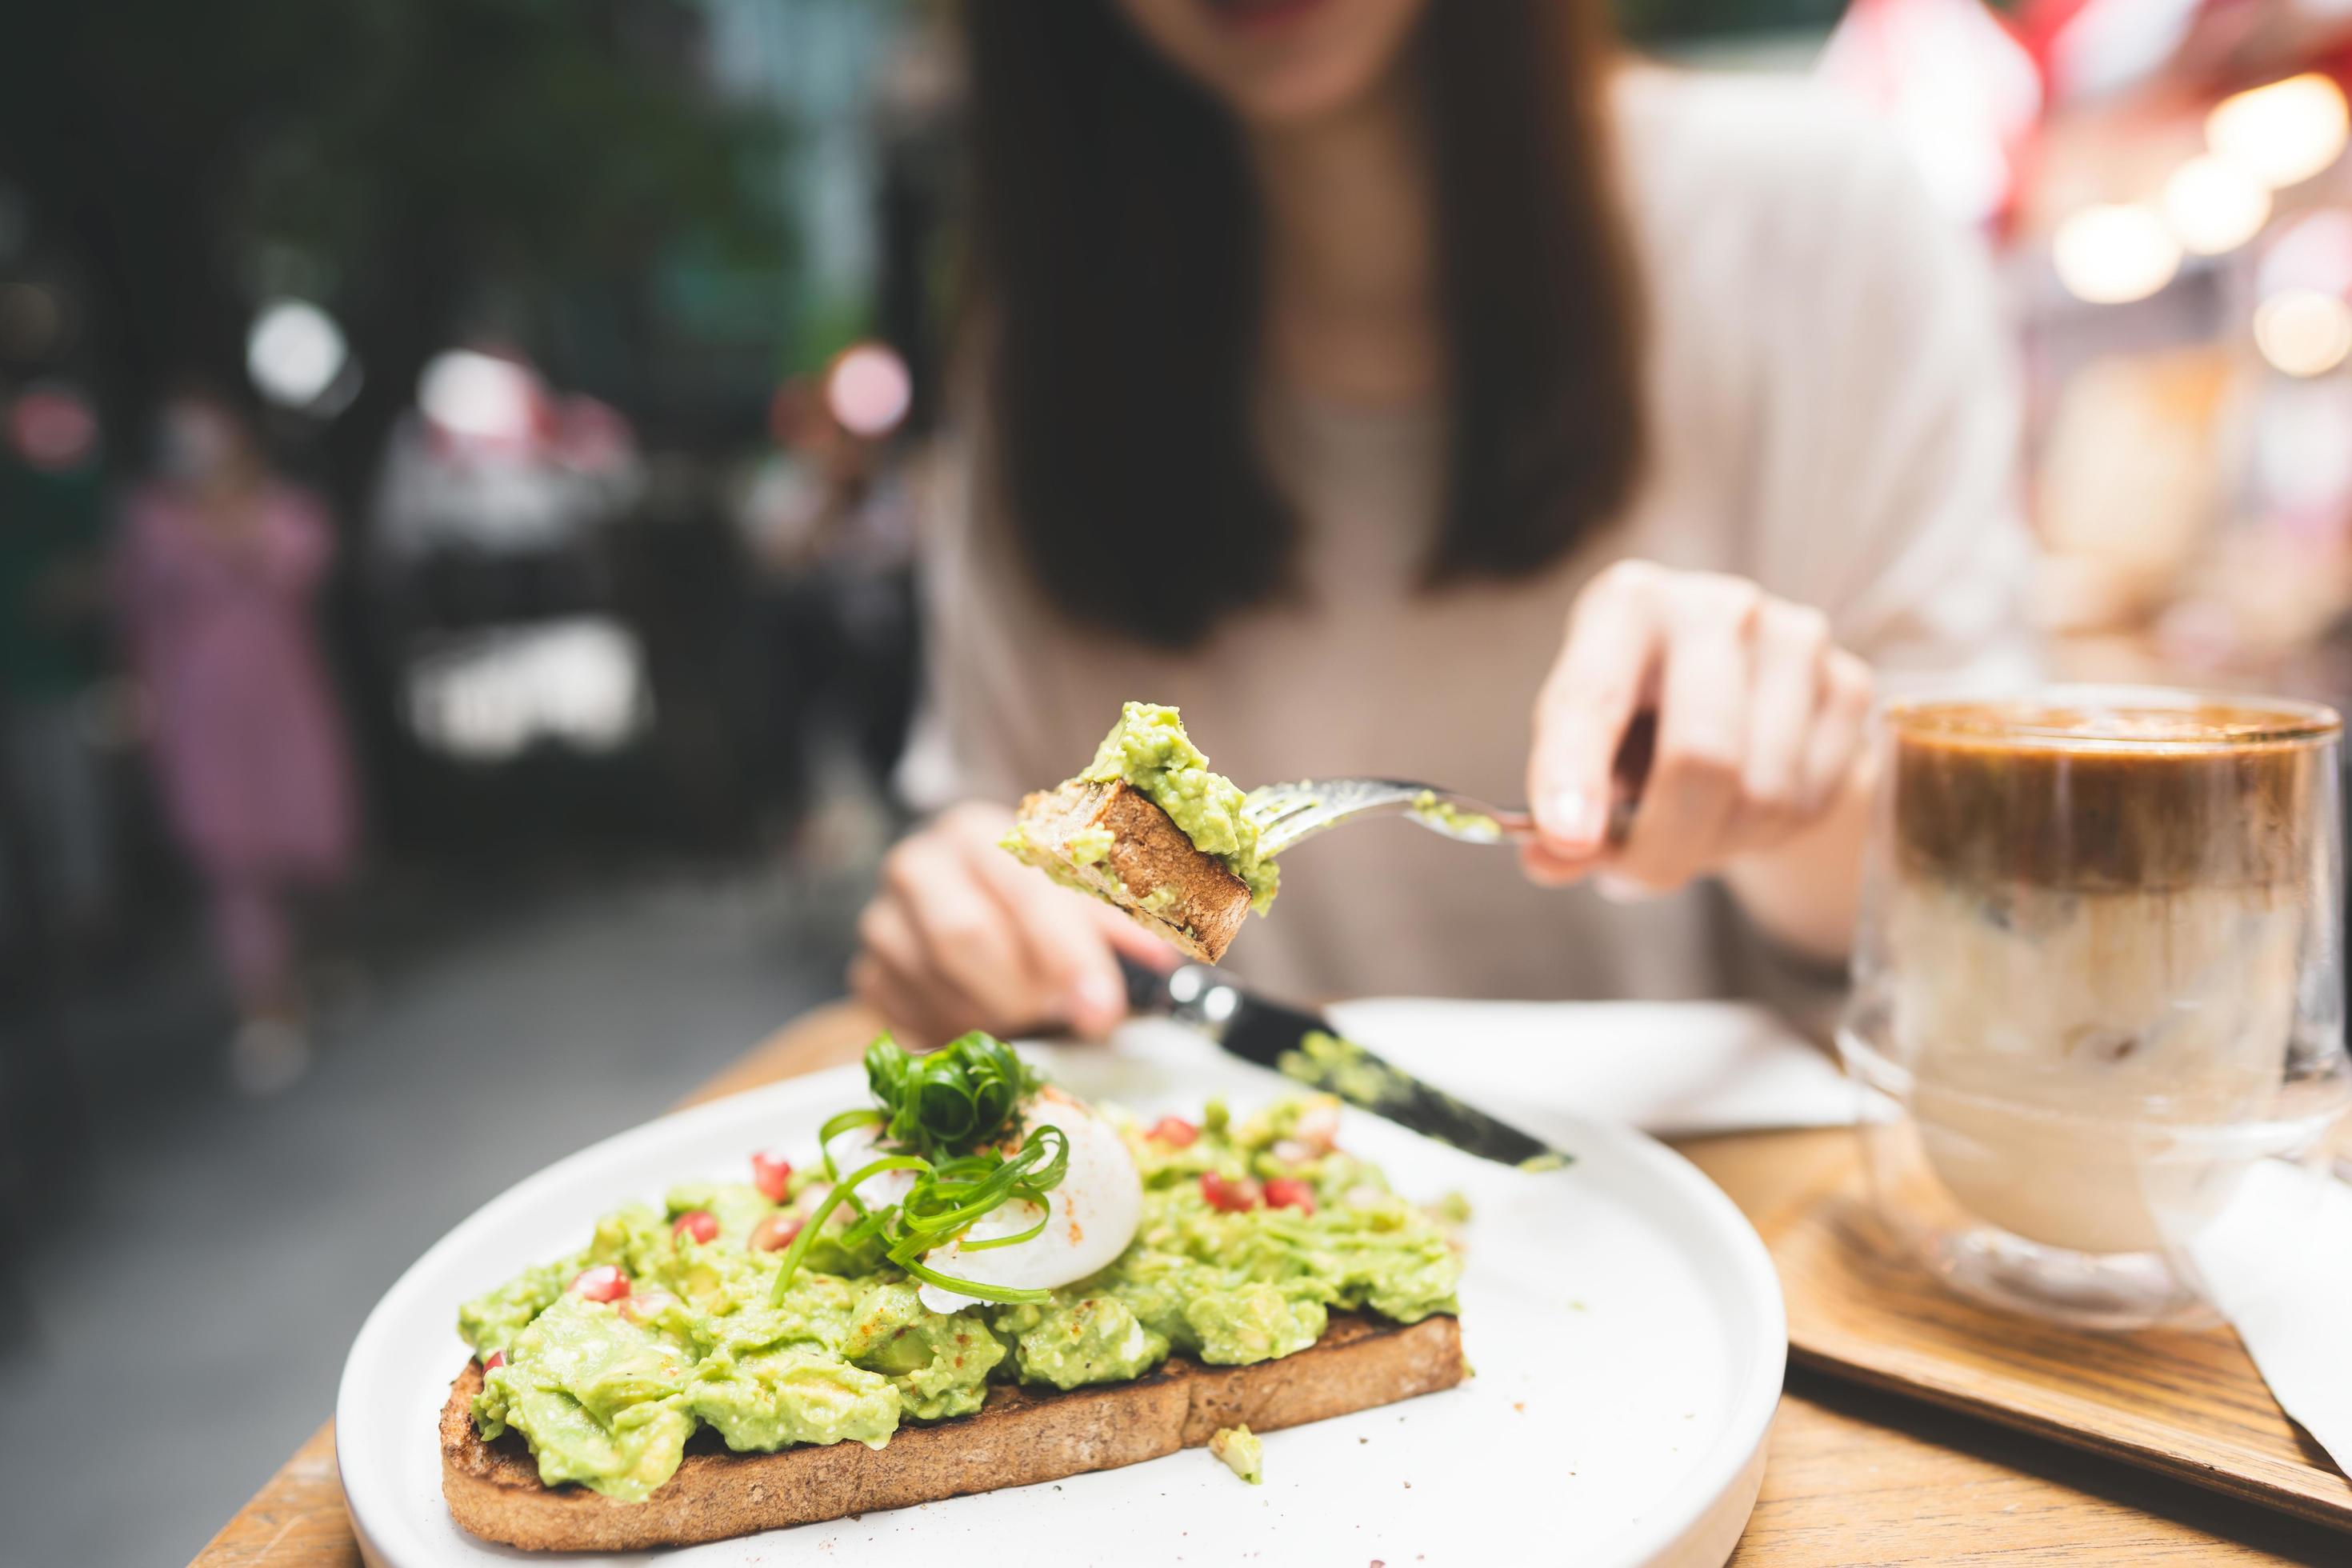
[114,386,358,1093]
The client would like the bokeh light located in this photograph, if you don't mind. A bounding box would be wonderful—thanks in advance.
[2254,288,2352,376]
[418,349,541,445]
[825,342,911,438]
[246,298,350,410]
[4,383,99,470]
[2206,73,2350,190]
[405,618,650,762]
[2053,203,2182,304]
[2251,376,2352,508]
[2161,154,2273,255]
[2258,209,2352,299]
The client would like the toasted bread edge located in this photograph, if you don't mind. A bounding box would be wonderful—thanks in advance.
[441,1310,1462,1551]
[1011,778,1252,962]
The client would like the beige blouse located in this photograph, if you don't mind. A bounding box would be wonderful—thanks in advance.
[902,69,2036,1007]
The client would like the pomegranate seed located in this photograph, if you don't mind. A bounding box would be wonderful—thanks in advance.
[750,1152,794,1203]
[671,1209,718,1245]
[570,1265,630,1303]
[750,1213,805,1253]
[1200,1171,1261,1213]
[1263,1178,1317,1215]
[482,1350,506,1371]
[1146,1115,1199,1148]
[618,1288,678,1326]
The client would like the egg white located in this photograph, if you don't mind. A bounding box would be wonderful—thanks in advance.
[821,1084,1142,1314]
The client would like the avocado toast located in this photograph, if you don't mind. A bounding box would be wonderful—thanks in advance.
[442,1313,1462,1550]
[443,1034,1467,1550]
[1003,702,1273,962]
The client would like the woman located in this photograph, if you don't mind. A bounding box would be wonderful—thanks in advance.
[116,387,358,1092]
[856,0,2029,1046]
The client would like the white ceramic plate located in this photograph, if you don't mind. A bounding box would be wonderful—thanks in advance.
[338,1022,1785,1567]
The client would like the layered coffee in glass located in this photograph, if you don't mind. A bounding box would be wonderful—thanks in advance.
[1842,687,2348,1326]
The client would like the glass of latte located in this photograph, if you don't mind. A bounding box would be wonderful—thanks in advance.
[1842,686,2349,1327]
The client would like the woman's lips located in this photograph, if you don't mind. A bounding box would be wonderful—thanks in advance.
[1198,0,1332,38]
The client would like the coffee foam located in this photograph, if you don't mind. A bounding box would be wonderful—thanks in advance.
[1890,698,2334,890]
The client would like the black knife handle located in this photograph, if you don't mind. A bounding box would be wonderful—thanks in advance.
[1116,953,1173,1014]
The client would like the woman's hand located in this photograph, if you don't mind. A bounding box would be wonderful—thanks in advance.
[1522,561,1874,904]
[851,802,1178,1049]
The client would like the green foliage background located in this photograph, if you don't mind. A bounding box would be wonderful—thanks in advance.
[0,0,792,474]
[0,0,1909,481]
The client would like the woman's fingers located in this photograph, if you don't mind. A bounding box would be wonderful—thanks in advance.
[850,950,964,1051]
[1730,600,1831,847]
[882,831,1044,1031]
[966,831,1132,1038]
[1529,561,1665,858]
[1089,899,1183,970]
[1798,649,1874,814]
[852,801,1174,1049]
[853,899,977,1049]
[1519,837,1601,886]
[1609,578,1754,892]
[1523,562,1872,898]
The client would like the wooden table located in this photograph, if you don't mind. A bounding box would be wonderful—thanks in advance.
[191,1003,2350,1566]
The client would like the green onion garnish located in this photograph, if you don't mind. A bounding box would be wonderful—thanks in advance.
[768,1034,1070,1306]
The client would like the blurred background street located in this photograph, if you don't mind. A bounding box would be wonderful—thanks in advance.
[13,0,2352,1561]
[0,860,864,1566]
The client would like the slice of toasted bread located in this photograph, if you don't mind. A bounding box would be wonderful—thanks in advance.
[1008,778,1252,962]
[442,1311,1461,1551]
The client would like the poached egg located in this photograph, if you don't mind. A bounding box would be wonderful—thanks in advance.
[823,1082,1142,1314]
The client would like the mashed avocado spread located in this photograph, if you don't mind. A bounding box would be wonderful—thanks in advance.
[1409,790,1502,842]
[460,1046,1459,1503]
[1081,702,1278,914]
[1209,1423,1264,1484]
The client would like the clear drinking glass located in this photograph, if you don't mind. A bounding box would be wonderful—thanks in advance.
[1841,686,2350,1328]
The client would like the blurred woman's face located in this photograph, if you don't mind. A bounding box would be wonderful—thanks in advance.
[1114,0,1430,127]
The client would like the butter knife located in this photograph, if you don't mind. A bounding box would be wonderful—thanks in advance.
[1116,956,1571,1170]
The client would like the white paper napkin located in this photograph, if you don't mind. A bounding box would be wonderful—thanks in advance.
[2186,1160,2352,1478]
[1320,997,1858,1140]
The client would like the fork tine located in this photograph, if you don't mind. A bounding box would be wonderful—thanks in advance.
[1247,776,1530,856]
[1242,785,1318,826]
[1258,803,1350,855]
[1252,814,1327,855]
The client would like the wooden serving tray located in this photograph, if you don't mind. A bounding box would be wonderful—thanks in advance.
[1745,1131,2352,1533]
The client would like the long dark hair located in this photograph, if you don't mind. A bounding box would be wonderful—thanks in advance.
[962,0,1645,650]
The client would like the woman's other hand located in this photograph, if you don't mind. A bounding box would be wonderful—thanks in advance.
[1523,561,1874,904]
[850,802,1178,1049]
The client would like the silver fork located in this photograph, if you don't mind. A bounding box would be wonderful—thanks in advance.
[1244,778,1538,855]
[1246,779,1644,856]
[1248,718,1654,855]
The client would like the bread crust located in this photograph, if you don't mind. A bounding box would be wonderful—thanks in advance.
[441,1310,1462,1550]
[1010,778,1253,962]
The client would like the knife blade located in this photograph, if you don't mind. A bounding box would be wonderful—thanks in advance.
[1116,956,1570,1170]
